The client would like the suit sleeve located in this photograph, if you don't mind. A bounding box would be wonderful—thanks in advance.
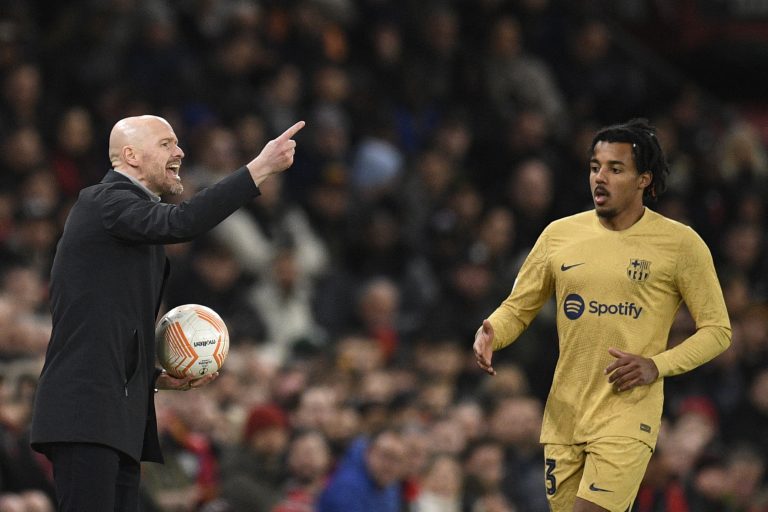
[651,229,731,376]
[488,228,555,351]
[99,167,260,244]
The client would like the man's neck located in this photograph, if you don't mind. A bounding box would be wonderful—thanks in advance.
[598,205,646,231]
[113,168,161,202]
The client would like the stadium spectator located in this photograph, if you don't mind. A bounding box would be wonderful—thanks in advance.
[409,452,463,512]
[462,437,518,512]
[248,242,326,366]
[317,427,408,512]
[218,403,291,512]
[210,172,329,281]
[483,16,566,134]
[50,106,101,196]
[140,391,221,510]
[164,236,268,346]
[489,396,548,512]
[271,429,332,512]
[724,367,768,459]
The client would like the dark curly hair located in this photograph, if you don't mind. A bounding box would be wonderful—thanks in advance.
[589,118,670,201]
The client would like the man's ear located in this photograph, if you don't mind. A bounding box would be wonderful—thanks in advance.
[123,146,139,167]
[639,171,651,190]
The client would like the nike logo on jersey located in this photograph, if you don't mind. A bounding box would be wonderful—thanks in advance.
[561,262,585,271]
[589,483,613,493]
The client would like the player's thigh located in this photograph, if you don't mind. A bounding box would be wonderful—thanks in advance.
[577,437,653,512]
[543,443,586,512]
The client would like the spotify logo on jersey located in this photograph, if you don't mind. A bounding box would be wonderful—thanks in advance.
[563,294,585,319]
[563,294,644,320]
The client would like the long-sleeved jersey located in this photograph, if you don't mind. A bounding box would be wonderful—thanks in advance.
[487,208,731,448]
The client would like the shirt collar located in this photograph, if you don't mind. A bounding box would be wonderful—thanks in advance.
[113,169,161,202]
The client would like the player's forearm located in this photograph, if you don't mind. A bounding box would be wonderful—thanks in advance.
[651,324,731,377]
[487,306,529,351]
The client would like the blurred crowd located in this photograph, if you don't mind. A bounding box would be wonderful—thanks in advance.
[0,1,767,511]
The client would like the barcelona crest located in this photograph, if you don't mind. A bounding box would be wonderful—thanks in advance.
[627,259,651,282]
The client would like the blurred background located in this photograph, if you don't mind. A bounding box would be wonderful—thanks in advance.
[0,0,766,511]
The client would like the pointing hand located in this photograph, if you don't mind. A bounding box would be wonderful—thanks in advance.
[246,120,306,185]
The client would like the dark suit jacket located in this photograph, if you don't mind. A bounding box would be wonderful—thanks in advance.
[31,167,259,462]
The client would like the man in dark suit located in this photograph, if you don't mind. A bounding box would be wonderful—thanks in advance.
[30,115,305,511]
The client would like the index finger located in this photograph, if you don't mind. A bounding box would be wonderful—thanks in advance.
[607,347,626,358]
[276,120,306,142]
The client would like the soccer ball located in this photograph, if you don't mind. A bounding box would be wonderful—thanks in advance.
[155,304,230,379]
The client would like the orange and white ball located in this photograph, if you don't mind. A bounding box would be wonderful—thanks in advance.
[155,304,229,379]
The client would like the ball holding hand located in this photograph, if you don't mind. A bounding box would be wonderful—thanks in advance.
[156,370,218,392]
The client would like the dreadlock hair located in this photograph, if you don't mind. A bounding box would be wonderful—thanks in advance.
[589,118,670,201]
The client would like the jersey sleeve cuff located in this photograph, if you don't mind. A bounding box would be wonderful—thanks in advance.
[650,354,670,378]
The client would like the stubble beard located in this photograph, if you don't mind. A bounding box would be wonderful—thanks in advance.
[155,165,184,196]
[595,205,617,219]
[167,180,184,195]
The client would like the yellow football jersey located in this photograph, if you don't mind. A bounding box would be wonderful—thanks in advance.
[487,208,731,448]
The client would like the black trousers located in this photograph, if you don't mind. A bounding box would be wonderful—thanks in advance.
[46,442,141,512]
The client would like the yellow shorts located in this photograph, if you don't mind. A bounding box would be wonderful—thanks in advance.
[543,437,653,512]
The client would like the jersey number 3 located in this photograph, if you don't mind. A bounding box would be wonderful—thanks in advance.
[545,458,557,495]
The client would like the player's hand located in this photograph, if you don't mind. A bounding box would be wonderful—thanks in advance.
[605,348,659,392]
[473,319,496,376]
[246,120,305,185]
[156,370,219,391]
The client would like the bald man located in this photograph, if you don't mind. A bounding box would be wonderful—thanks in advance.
[30,115,304,511]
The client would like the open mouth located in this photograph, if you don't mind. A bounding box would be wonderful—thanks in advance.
[166,162,181,181]
[594,187,609,206]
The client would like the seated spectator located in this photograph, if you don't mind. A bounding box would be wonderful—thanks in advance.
[210,173,329,281]
[164,236,267,345]
[218,403,291,512]
[489,396,547,512]
[0,490,53,512]
[724,368,768,459]
[317,427,407,512]
[721,444,768,511]
[462,437,517,512]
[271,430,332,512]
[409,453,463,512]
[141,391,221,511]
[249,243,326,367]
[0,371,54,504]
